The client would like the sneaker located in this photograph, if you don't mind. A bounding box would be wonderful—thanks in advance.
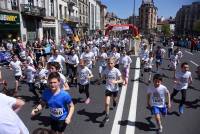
[85,98,91,104]
[158,125,163,133]
[103,115,109,122]
[179,105,184,114]
[113,101,117,107]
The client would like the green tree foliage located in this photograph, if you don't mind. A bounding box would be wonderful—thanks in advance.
[161,24,171,36]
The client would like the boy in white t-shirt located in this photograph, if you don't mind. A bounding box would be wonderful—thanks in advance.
[78,60,93,104]
[147,74,171,133]
[23,61,40,100]
[171,62,192,114]
[9,55,22,96]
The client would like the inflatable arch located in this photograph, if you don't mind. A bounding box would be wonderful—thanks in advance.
[105,24,139,37]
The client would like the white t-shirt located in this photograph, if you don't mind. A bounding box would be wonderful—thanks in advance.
[36,68,48,83]
[170,54,178,68]
[120,55,132,68]
[80,52,95,66]
[10,60,22,76]
[0,93,29,134]
[109,52,120,64]
[103,67,121,92]
[147,85,169,107]
[144,57,154,69]
[25,66,36,83]
[66,54,79,65]
[92,46,99,57]
[175,71,192,90]
[59,72,68,89]
[98,52,107,67]
[48,55,65,69]
[26,56,33,65]
[168,41,174,49]
[140,49,149,60]
[78,66,92,85]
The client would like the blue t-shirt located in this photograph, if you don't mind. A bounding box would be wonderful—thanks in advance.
[42,89,72,120]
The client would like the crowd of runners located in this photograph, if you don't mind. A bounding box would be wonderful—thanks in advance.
[0,34,199,134]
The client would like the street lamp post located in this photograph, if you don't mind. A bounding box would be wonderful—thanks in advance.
[132,0,136,25]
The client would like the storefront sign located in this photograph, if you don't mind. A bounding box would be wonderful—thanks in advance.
[0,12,20,24]
[0,14,17,22]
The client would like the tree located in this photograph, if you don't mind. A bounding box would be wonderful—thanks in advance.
[161,24,171,36]
[193,20,200,33]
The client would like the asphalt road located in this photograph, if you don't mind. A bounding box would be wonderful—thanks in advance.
[1,45,200,134]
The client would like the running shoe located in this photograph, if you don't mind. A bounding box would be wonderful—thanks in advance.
[103,115,109,122]
[85,98,91,104]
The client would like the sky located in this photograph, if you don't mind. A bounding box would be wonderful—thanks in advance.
[100,0,199,19]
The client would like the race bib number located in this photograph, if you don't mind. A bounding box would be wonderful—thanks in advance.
[50,107,64,117]
[152,93,163,105]
[180,77,187,83]
[80,73,87,80]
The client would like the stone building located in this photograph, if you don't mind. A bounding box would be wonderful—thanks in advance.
[175,2,200,35]
[139,0,157,34]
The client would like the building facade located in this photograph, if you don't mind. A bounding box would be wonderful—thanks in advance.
[78,0,89,36]
[175,2,200,35]
[0,0,20,41]
[139,0,157,34]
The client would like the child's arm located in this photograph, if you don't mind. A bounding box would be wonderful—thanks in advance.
[147,93,151,108]
[166,90,171,109]
[65,102,75,124]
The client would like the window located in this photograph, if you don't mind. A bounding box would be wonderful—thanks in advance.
[64,7,67,18]
[59,4,63,19]
[50,0,54,16]
[11,0,18,10]
[28,0,34,6]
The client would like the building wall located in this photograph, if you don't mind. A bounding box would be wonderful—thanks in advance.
[139,2,157,34]
[175,2,200,35]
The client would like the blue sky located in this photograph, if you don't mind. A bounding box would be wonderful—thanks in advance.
[101,0,199,19]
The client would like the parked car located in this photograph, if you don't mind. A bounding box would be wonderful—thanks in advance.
[0,51,12,65]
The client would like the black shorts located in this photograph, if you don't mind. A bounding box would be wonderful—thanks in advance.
[79,83,89,94]
[144,68,151,72]
[15,76,21,81]
[50,119,67,132]
[105,90,118,97]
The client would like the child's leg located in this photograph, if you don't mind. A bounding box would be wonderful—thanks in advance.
[155,114,162,129]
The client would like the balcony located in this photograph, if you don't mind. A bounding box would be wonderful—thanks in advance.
[20,4,45,17]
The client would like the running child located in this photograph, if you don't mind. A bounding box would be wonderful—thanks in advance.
[147,74,171,133]
[77,60,93,104]
[31,72,75,134]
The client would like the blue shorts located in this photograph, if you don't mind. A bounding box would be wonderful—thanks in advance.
[151,106,167,115]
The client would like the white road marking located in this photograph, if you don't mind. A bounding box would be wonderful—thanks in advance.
[111,84,128,134]
[190,60,199,66]
[126,57,140,134]
[185,50,194,55]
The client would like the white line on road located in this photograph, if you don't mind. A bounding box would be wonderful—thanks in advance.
[111,84,128,134]
[190,60,199,66]
[126,57,140,134]
[185,50,194,55]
